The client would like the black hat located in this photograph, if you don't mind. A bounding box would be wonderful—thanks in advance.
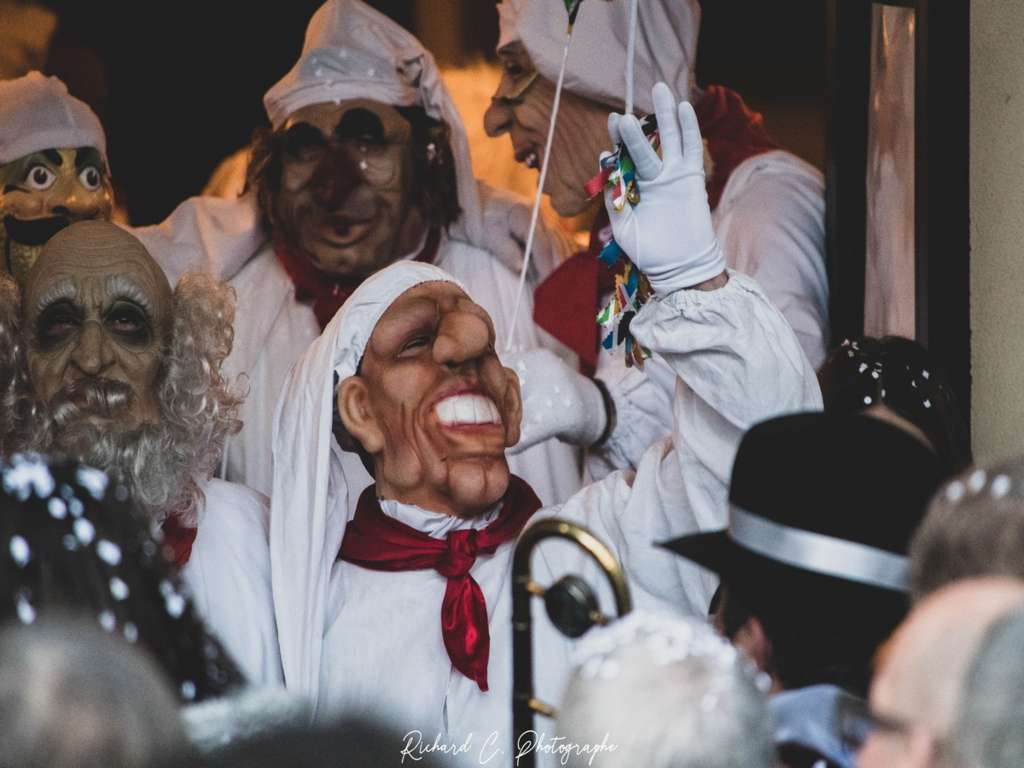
[661,412,945,599]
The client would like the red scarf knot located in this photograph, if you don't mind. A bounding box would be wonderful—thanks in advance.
[273,227,442,331]
[438,529,482,578]
[338,476,542,692]
[160,513,196,567]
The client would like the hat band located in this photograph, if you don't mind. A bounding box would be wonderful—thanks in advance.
[728,507,908,591]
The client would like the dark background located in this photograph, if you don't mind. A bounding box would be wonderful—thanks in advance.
[38,0,826,225]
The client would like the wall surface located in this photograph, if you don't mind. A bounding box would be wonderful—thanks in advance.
[971,0,1024,461]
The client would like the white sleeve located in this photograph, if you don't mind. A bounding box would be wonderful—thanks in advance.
[552,271,822,616]
[716,155,830,370]
[586,355,673,478]
[183,481,284,686]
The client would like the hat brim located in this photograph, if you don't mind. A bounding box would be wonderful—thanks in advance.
[659,529,909,599]
[658,529,735,578]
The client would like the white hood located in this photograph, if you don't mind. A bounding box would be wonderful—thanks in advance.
[0,71,107,165]
[269,260,466,710]
[263,0,484,248]
[497,0,700,115]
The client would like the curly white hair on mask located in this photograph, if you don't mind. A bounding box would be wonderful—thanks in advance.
[0,271,243,526]
[555,610,775,768]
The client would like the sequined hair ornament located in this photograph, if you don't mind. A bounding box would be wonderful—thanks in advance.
[821,336,971,474]
[571,610,771,707]
[0,454,245,702]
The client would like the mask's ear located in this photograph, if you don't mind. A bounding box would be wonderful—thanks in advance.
[501,365,522,448]
[337,375,385,455]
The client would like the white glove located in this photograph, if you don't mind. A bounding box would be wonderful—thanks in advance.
[503,348,610,454]
[604,82,725,295]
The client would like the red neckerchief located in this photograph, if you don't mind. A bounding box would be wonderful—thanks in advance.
[533,85,780,370]
[337,476,542,692]
[273,228,442,331]
[160,513,197,567]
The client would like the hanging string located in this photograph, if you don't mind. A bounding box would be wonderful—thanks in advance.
[624,0,639,115]
[503,32,573,352]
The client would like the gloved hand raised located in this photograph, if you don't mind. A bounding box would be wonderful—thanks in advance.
[502,348,611,455]
[604,82,725,295]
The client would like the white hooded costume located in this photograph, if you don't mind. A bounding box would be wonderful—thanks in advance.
[496,0,829,482]
[133,0,579,509]
[269,258,821,764]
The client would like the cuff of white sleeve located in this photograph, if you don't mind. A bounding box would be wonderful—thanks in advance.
[646,241,727,296]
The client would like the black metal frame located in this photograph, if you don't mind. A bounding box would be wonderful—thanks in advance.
[825,0,971,427]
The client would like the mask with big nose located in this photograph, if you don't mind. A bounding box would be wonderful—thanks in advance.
[338,280,523,518]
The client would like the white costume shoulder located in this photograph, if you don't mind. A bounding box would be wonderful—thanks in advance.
[132,194,266,286]
[182,478,283,686]
[714,149,829,369]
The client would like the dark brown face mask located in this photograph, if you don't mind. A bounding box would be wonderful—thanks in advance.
[0,147,113,284]
[21,220,171,432]
[273,98,425,279]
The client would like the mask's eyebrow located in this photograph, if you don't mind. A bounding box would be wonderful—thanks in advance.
[35,277,77,312]
[104,274,153,311]
[74,147,107,173]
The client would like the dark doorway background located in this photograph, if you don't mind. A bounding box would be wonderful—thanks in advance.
[40,0,825,225]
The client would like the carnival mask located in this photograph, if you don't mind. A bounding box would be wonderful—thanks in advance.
[22,220,171,433]
[274,99,424,279]
[484,42,612,217]
[338,280,522,517]
[0,147,113,283]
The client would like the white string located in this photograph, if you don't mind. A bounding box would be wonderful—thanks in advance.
[503,32,573,353]
[625,0,640,115]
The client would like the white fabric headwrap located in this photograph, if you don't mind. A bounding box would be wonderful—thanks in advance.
[270,260,466,711]
[0,71,107,165]
[497,0,700,115]
[263,0,483,247]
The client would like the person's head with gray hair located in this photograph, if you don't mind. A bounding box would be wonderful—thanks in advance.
[556,610,774,768]
[0,616,188,768]
[909,457,1024,602]
[952,606,1024,768]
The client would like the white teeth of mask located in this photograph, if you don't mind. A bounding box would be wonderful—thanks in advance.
[435,394,501,426]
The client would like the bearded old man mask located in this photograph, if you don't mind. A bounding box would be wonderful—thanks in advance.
[0,73,114,284]
[0,221,241,525]
[247,98,459,282]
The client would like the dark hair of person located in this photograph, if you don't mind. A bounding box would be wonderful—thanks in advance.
[717,578,907,698]
[247,104,460,239]
[818,336,971,475]
[0,455,245,702]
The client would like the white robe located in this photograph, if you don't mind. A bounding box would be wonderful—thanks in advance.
[223,233,582,511]
[181,478,282,686]
[589,149,828,478]
[311,272,822,765]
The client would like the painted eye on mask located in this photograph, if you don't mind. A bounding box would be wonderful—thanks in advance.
[399,335,433,357]
[36,300,83,348]
[25,164,57,191]
[79,166,102,191]
[104,301,152,345]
